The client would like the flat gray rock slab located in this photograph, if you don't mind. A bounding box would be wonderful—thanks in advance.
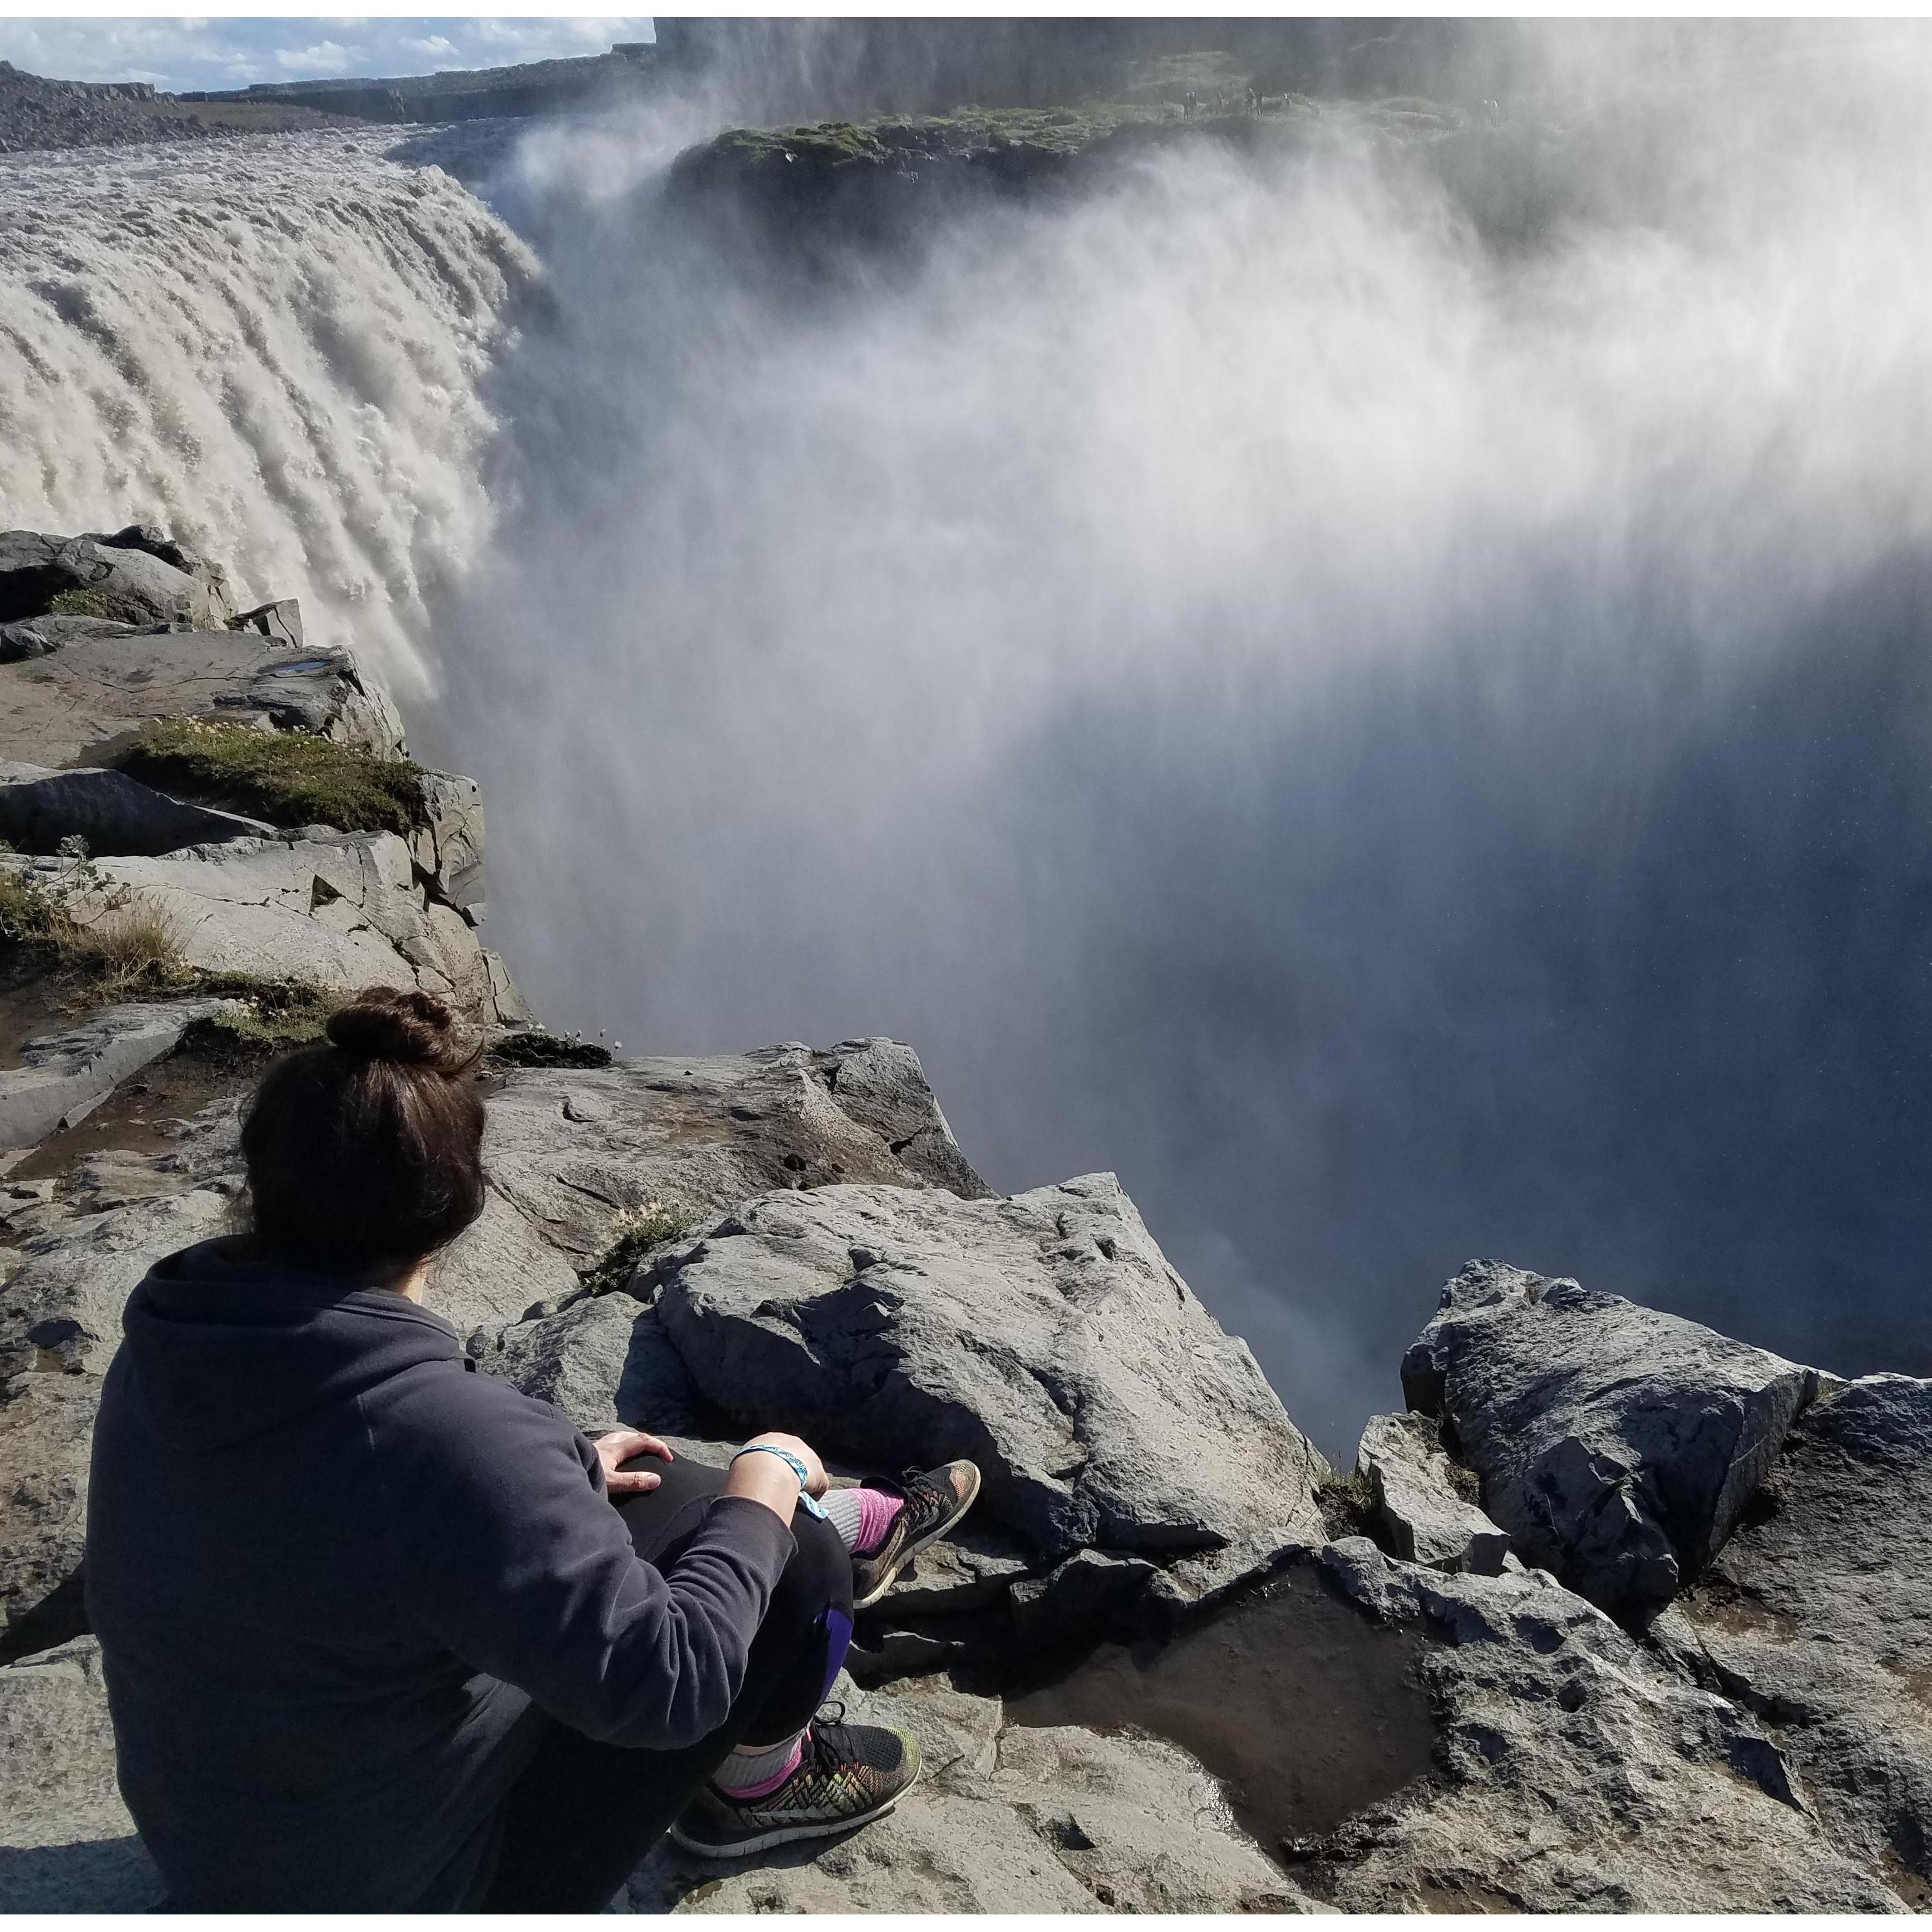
[0,760,271,857]
[0,626,402,769]
[1680,1373,1932,1902]
[0,1638,162,1911]
[652,1173,1328,1595]
[1402,1260,1816,1624]
[0,997,232,1151]
[1301,1539,1902,1910]
[1357,1409,1510,1574]
[424,1184,583,1338]
[11,831,522,1023]
[482,1038,988,1261]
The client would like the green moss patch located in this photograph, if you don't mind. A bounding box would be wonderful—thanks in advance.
[117,717,429,836]
[173,986,336,1075]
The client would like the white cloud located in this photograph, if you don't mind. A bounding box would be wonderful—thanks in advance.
[275,40,355,76]
[400,36,459,62]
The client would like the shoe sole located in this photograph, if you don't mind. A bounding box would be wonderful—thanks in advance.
[851,1461,984,1611]
[667,1763,921,1860]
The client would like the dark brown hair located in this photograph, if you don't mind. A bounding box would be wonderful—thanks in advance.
[240,987,487,1276]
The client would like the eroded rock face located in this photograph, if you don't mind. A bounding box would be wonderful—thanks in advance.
[410,771,488,921]
[1356,1409,1510,1575]
[1402,1260,1816,1624]
[1679,1374,1932,1902]
[651,1173,1329,1603]
[1296,1540,1899,1911]
[481,1040,988,1260]
[0,998,234,1151]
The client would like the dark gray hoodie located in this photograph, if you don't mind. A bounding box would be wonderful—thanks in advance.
[84,1236,793,1911]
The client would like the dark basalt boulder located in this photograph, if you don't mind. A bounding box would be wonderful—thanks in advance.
[0,760,271,857]
[1402,1261,1817,1625]
[0,529,232,631]
[649,1172,1329,1604]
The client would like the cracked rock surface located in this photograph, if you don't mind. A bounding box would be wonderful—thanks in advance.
[1291,1539,1899,1911]
[1678,1373,1932,1904]
[1356,1408,1510,1574]
[6,831,523,1024]
[481,1039,989,1261]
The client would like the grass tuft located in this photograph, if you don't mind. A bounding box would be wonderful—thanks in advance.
[46,587,115,619]
[117,717,429,837]
[1,840,190,998]
[1316,1468,1383,1544]
[81,897,193,1000]
[581,1201,696,1296]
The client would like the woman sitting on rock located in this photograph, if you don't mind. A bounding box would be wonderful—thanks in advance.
[84,986,981,1911]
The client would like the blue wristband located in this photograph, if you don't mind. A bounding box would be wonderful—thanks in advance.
[731,1444,828,1519]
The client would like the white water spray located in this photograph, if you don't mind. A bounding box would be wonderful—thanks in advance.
[0,131,535,695]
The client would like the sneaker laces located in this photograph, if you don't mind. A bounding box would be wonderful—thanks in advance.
[889,1466,956,1539]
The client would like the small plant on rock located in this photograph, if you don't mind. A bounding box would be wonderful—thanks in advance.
[46,586,115,619]
[0,836,190,998]
[1315,1467,1383,1544]
[117,717,429,837]
[581,1200,696,1296]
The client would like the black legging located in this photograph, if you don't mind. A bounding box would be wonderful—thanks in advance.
[475,1454,854,1912]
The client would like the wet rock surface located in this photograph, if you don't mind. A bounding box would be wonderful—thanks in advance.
[1403,1259,1817,1624]
[0,623,403,770]
[0,998,234,1151]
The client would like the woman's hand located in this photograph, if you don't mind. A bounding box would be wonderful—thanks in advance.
[592,1428,674,1495]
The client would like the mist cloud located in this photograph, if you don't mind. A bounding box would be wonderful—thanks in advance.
[420,26,1932,1454]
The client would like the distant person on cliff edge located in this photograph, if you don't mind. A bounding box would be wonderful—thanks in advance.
[83,986,981,1911]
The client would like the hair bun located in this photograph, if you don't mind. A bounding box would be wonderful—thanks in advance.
[326,988,475,1075]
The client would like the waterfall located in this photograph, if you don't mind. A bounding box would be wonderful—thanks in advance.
[0,129,536,696]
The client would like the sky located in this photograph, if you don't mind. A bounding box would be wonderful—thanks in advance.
[0,17,651,91]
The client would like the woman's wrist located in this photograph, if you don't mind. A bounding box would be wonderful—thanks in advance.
[729,1444,828,1520]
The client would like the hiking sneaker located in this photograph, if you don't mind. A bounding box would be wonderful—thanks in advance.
[669,1711,920,1859]
[850,1460,983,1611]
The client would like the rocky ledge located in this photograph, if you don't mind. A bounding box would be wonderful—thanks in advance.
[1,532,1929,1912]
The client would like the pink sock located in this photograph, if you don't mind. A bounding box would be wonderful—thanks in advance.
[853,1486,904,1556]
[714,1731,804,1799]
